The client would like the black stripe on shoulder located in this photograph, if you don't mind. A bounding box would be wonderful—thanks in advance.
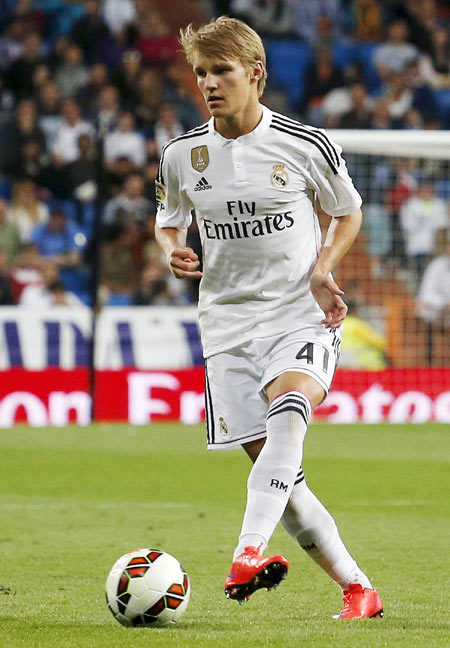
[272,113,340,168]
[157,123,209,183]
[270,123,338,175]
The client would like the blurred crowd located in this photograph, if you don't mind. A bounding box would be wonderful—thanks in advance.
[0,0,203,308]
[0,0,448,338]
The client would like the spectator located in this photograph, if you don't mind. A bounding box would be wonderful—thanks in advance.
[136,9,179,67]
[300,46,344,123]
[371,98,395,129]
[287,0,341,43]
[416,231,450,327]
[112,50,143,110]
[166,64,204,131]
[1,98,47,176]
[400,181,449,281]
[321,62,366,126]
[132,259,178,306]
[31,62,51,95]
[153,103,184,154]
[37,79,63,149]
[415,230,450,367]
[134,68,166,135]
[8,242,43,301]
[362,199,394,278]
[143,156,159,210]
[338,83,373,129]
[63,133,97,204]
[54,41,89,99]
[51,98,94,166]
[101,0,136,36]
[32,0,85,42]
[374,20,419,81]
[0,73,14,126]
[4,31,44,99]
[402,0,437,58]
[429,27,450,78]
[104,172,153,226]
[0,198,21,264]
[17,139,52,186]
[30,207,87,297]
[0,19,27,72]
[99,221,139,306]
[6,0,45,35]
[70,0,113,65]
[104,111,146,171]
[75,62,109,116]
[340,301,388,369]
[19,260,84,307]
[93,84,121,135]
[403,57,440,120]
[404,107,423,129]
[387,157,418,263]
[7,178,49,242]
[105,156,136,198]
[0,251,15,305]
[230,0,295,39]
[352,0,383,42]
[383,72,413,124]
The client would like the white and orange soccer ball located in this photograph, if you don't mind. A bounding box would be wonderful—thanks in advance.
[106,548,190,627]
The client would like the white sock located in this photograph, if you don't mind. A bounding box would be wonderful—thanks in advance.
[281,477,373,590]
[233,392,311,560]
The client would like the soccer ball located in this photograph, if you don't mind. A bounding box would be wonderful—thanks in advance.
[106,548,190,627]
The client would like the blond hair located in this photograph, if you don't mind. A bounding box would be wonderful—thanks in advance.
[179,16,267,97]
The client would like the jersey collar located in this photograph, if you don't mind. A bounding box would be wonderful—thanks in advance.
[208,104,272,146]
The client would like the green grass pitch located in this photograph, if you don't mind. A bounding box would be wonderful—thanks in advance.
[0,422,448,647]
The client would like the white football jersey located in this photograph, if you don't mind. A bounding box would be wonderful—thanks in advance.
[156,105,362,358]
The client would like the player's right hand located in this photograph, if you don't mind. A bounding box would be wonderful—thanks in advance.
[168,247,203,279]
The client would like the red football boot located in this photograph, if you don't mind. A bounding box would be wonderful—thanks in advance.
[333,584,384,619]
[224,545,289,604]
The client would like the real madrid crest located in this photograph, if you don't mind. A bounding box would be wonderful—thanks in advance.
[219,416,229,438]
[191,145,209,172]
[271,163,289,188]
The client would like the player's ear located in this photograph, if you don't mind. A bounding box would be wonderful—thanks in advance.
[251,61,264,83]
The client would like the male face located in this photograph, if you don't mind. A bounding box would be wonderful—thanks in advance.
[48,211,65,233]
[193,53,258,120]
[125,175,144,198]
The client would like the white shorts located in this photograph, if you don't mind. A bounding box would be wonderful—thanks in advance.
[204,325,341,450]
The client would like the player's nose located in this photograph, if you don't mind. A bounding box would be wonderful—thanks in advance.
[205,73,218,89]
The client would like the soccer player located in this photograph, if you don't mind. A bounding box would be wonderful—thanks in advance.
[155,16,383,620]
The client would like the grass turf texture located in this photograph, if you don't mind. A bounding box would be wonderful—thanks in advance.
[0,423,448,648]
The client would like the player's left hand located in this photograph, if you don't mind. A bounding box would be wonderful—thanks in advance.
[310,272,347,329]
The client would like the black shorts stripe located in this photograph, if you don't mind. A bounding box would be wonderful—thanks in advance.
[266,405,308,426]
[270,123,339,175]
[204,362,215,444]
[272,113,340,168]
[294,474,305,485]
[157,123,209,183]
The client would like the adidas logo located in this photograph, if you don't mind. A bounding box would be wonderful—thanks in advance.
[194,177,212,191]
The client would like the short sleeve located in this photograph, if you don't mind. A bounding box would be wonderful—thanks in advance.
[306,132,362,217]
[155,146,193,230]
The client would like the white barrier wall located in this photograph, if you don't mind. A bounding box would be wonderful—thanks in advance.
[0,306,201,369]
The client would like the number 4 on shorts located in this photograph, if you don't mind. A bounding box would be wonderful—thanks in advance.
[296,343,330,373]
[296,343,314,364]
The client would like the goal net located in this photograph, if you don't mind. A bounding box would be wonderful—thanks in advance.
[328,129,450,371]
